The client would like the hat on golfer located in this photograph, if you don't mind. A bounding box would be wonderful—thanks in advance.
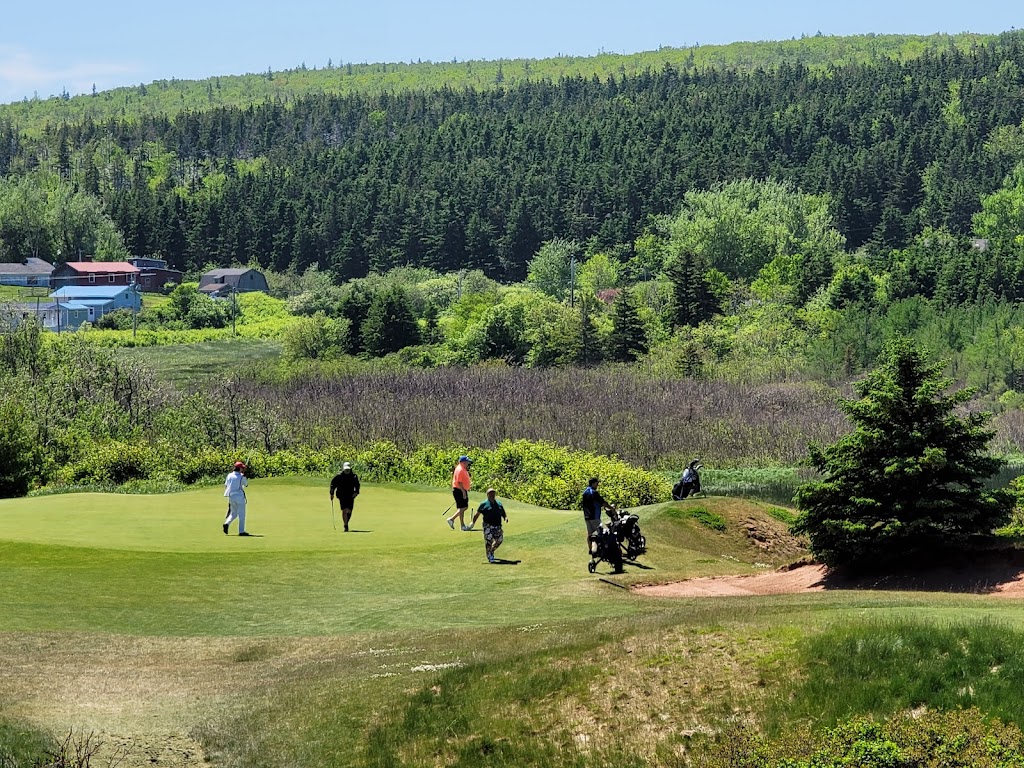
[459,455,472,463]
[342,461,352,470]
[234,461,246,469]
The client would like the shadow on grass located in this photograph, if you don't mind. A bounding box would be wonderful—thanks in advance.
[819,548,1024,594]
[624,559,654,570]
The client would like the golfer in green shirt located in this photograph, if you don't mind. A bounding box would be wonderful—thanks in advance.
[471,488,508,563]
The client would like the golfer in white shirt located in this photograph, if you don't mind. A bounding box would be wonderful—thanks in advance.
[223,461,250,536]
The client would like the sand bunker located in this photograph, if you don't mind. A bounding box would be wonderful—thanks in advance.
[635,558,1024,598]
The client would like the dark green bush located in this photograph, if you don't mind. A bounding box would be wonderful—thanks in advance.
[0,399,35,497]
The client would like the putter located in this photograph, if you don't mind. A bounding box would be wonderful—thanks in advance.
[330,498,337,531]
[441,503,453,517]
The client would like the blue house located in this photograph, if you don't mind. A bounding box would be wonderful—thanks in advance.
[48,285,141,329]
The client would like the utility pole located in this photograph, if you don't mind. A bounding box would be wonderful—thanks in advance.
[231,287,237,335]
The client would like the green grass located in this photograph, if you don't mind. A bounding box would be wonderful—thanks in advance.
[9,480,1024,766]
[0,481,801,636]
[765,618,1024,731]
[116,338,282,383]
[0,720,51,767]
[0,479,629,635]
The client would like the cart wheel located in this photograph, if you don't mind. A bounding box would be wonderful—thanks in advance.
[587,561,597,573]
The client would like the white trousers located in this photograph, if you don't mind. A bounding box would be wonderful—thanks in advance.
[224,494,247,533]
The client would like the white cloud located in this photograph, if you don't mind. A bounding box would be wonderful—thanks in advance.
[0,45,140,103]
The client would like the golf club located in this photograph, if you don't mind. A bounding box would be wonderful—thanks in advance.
[331,497,337,531]
[441,503,453,517]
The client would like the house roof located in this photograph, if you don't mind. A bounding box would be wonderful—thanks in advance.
[61,261,140,274]
[50,286,132,299]
[0,258,53,275]
[203,268,253,277]
[198,283,231,293]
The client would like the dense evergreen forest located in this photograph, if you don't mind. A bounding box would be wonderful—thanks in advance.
[1,31,1023,283]
[0,32,995,133]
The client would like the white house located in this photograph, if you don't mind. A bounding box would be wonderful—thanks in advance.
[47,285,141,329]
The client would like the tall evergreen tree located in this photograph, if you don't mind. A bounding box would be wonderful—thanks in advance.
[339,285,374,355]
[794,338,1013,570]
[666,250,720,328]
[607,288,648,362]
[360,286,420,356]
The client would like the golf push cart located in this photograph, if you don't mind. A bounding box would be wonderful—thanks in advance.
[587,507,647,574]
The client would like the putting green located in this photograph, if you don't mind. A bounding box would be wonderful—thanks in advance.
[0,478,639,636]
[0,478,572,553]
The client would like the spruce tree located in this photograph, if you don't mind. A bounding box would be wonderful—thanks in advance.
[607,288,648,363]
[794,338,1012,570]
[666,250,720,328]
[360,286,420,357]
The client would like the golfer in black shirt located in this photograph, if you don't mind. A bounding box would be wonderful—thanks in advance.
[471,488,507,563]
[329,462,361,532]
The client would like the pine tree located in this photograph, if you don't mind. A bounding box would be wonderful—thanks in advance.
[666,250,720,328]
[339,285,373,355]
[794,338,1013,570]
[607,289,648,362]
[360,286,420,357]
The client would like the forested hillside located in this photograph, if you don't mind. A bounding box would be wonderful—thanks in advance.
[0,32,995,133]
[1,31,1022,283]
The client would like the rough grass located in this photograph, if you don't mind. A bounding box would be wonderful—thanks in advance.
[117,338,282,384]
[763,617,1024,731]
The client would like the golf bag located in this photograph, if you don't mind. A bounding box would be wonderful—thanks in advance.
[672,464,702,500]
[612,509,647,560]
[587,508,646,574]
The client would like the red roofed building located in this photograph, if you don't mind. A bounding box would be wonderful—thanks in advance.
[52,260,141,288]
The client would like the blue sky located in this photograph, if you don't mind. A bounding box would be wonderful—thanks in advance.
[1,0,1018,104]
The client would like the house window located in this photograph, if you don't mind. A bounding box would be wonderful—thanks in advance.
[109,275,116,283]
[88,274,96,284]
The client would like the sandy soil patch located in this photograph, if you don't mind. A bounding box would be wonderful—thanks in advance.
[636,552,1024,598]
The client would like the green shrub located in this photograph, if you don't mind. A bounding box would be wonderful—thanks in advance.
[356,441,413,483]
[0,399,36,497]
[39,436,669,509]
[56,440,160,485]
[765,506,797,524]
[708,709,1024,768]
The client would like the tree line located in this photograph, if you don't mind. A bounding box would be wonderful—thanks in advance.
[0,32,1022,283]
